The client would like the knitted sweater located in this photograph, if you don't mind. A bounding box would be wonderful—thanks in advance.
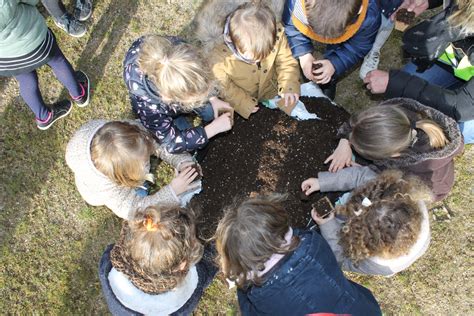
[0,0,48,58]
[65,119,195,220]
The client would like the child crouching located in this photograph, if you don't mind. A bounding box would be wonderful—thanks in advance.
[215,194,382,315]
[66,120,200,220]
[302,169,432,276]
[99,205,217,315]
[197,1,313,120]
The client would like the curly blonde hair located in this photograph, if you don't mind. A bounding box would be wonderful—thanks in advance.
[336,170,432,264]
[138,35,214,110]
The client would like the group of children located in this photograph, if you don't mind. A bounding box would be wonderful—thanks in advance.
[1,0,470,314]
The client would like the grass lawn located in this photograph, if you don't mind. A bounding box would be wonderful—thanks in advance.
[0,0,472,314]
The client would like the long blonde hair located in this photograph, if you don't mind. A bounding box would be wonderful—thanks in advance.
[448,0,474,34]
[91,121,155,188]
[138,35,213,110]
[349,102,448,160]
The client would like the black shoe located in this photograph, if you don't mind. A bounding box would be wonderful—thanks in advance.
[36,100,72,130]
[320,82,337,100]
[54,13,87,37]
[74,0,92,22]
[73,71,91,107]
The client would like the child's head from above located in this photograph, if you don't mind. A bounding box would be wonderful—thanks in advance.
[228,2,277,62]
[215,194,299,289]
[349,101,448,160]
[138,35,213,109]
[112,205,203,290]
[91,121,155,188]
[336,170,432,263]
[305,0,363,39]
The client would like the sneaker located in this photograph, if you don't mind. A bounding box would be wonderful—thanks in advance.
[36,100,72,130]
[74,0,93,22]
[54,13,87,38]
[72,71,91,107]
[359,50,380,80]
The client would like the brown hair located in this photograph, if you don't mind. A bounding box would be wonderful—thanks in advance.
[228,2,277,61]
[111,205,203,294]
[448,0,474,34]
[91,121,155,188]
[305,0,363,39]
[349,103,448,160]
[138,35,213,109]
[336,170,432,263]
[215,194,299,289]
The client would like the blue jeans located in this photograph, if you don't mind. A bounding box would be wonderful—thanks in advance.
[402,62,474,143]
[173,103,214,131]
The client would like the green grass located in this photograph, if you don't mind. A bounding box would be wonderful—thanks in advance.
[0,0,473,314]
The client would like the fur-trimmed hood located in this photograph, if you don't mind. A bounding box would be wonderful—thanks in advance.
[372,98,463,170]
[193,0,285,51]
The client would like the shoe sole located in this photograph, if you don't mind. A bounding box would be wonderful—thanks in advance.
[78,9,92,22]
[37,103,73,131]
[53,19,87,38]
[75,71,91,107]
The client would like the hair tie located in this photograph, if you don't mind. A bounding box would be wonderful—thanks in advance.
[354,197,372,216]
[144,216,158,232]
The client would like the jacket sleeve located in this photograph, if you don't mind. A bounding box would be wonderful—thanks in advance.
[275,32,301,96]
[103,184,180,220]
[428,0,443,9]
[386,70,474,122]
[318,166,378,192]
[211,52,258,119]
[320,218,395,276]
[324,3,381,76]
[282,0,314,58]
[156,144,195,170]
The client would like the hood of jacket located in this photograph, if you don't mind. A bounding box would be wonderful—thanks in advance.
[372,98,463,170]
[193,0,285,52]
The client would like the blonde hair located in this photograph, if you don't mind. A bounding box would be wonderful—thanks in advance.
[228,2,277,61]
[215,194,299,289]
[91,121,155,188]
[336,170,432,263]
[448,0,474,34]
[349,102,448,160]
[138,35,213,110]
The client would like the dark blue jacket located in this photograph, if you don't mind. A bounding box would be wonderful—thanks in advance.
[282,0,381,77]
[237,229,382,316]
[380,0,404,18]
[123,37,209,154]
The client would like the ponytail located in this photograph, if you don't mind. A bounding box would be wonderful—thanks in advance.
[415,119,448,149]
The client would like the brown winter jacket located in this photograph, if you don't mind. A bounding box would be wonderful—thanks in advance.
[193,0,300,119]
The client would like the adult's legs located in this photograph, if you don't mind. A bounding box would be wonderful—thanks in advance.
[14,71,50,121]
[401,62,463,88]
[459,121,474,144]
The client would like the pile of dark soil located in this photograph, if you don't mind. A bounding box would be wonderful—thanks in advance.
[395,8,415,24]
[193,97,350,237]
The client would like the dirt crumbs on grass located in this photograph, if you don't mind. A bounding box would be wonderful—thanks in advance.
[192,97,350,238]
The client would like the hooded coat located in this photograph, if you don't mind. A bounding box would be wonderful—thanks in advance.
[193,0,301,119]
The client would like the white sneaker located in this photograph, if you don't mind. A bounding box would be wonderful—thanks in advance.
[359,50,380,80]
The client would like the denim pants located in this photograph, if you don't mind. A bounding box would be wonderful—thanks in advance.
[402,62,474,143]
[173,103,214,131]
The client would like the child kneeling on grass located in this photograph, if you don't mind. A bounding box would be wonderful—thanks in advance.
[215,194,382,315]
[326,98,464,202]
[124,35,233,156]
[196,1,318,120]
[66,120,201,220]
[302,169,432,276]
[99,205,217,315]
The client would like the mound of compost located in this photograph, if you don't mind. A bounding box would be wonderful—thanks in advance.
[192,97,350,237]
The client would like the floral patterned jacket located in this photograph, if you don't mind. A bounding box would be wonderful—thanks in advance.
[123,37,208,154]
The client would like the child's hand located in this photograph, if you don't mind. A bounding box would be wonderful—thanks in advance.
[325,139,353,172]
[313,60,335,84]
[391,0,429,20]
[170,166,199,195]
[301,178,320,195]
[177,161,202,177]
[281,93,299,107]
[311,208,335,225]
[204,112,233,138]
[363,70,389,94]
[299,53,316,81]
[209,97,233,119]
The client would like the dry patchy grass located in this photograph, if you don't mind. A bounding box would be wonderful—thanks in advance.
[0,1,472,314]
